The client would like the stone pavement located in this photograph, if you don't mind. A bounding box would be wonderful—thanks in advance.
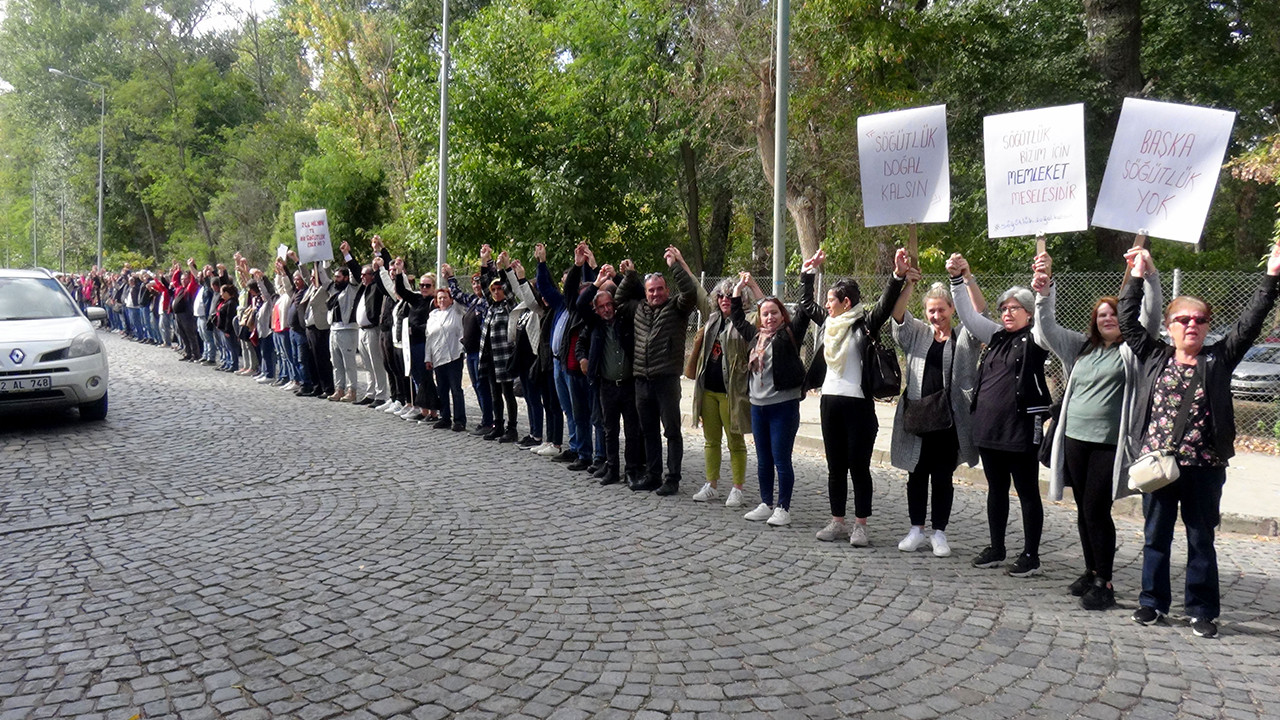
[1,332,1278,720]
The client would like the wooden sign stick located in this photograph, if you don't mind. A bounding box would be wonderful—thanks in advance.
[907,222,919,269]
[1035,233,1046,258]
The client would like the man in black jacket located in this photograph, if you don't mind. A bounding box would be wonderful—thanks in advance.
[614,246,698,495]
[576,266,645,487]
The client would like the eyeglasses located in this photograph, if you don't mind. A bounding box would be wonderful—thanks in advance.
[999,304,1026,315]
[1170,315,1210,326]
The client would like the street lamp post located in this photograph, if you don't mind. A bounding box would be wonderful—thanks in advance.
[48,68,105,271]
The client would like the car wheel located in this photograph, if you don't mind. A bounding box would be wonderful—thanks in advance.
[79,391,108,422]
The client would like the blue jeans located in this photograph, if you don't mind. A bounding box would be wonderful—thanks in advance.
[221,332,240,370]
[588,380,606,462]
[554,362,581,456]
[275,330,294,382]
[466,352,493,426]
[568,370,592,461]
[291,329,312,386]
[259,332,276,378]
[435,358,466,425]
[521,364,543,439]
[751,399,801,510]
[1140,464,1226,620]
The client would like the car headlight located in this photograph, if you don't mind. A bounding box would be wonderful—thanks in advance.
[66,332,102,358]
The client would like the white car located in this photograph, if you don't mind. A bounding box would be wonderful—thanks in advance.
[0,269,109,420]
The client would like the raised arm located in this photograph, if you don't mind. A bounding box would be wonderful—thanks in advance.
[1214,239,1280,367]
[948,253,1000,344]
[728,273,758,342]
[666,247,699,314]
[1119,247,1165,361]
[864,248,911,335]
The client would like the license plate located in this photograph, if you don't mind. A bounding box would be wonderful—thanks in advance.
[0,376,52,393]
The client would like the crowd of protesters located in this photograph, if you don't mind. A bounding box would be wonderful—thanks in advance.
[89,234,1280,640]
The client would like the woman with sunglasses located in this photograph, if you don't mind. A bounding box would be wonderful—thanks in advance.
[1121,240,1280,639]
[948,253,1051,578]
[387,258,439,423]
[1029,249,1162,611]
[687,276,761,508]
[731,258,821,526]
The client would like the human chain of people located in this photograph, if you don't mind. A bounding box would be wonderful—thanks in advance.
[70,230,1280,643]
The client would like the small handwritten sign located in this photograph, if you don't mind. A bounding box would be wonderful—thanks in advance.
[294,209,333,264]
[857,105,950,227]
[1092,98,1236,244]
[983,104,1088,238]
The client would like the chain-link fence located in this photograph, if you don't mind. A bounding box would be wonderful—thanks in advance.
[684,269,1280,443]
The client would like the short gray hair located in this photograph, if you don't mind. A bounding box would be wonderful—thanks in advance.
[996,286,1034,314]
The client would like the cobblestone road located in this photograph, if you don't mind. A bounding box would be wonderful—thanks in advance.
[2,332,1279,720]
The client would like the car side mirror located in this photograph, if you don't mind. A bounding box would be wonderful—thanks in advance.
[85,306,107,321]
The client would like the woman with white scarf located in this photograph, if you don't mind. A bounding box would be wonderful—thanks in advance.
[813,248,911,547]
[730,258,822,527]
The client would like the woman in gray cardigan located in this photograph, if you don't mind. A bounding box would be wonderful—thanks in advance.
[890,278,981,558]
[1030,250,1161,611]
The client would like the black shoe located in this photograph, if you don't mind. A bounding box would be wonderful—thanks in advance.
[600,472,621,486]
[552,450,578,463]
[1190,618,1218,638]
[294,386,315,397]
[1006,552,1041,578]
[483,428,504,441]
[1069,571,1095,597]
[567,459,591,471]
[1080,578,1116,611]
[591,464,609,479]
[432,418,452,430]
[499,429,518,443]
[1132,606,1164,626]
[518,435,540,448]
[471,423,494,436]
[971,546,1006,569]
[452,422,466,432]
[654,481,679,497]
[634,477,663,493]
[354,397,374,406]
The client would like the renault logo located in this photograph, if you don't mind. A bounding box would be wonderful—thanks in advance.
[9,349,24,365]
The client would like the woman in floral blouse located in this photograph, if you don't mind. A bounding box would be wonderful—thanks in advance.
[1119,239,1280,639]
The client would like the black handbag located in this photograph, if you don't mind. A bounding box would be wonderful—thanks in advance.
[900,334,954,434]
[863,325,901,400]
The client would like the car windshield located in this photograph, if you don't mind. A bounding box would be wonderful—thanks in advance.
[0,277,81,320]
[1243,346,1280,365]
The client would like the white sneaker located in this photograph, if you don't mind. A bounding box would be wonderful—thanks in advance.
[397,405,416,418]
[898,528,928,552]
[744,503,772,521]
[692,483,719,502]
[815,519,850,542]
[283,381,300,391]
[931,530,952,558]
[256,375,273,384]
[536,444,562,457]
[725,487,745,508]
[849,522,869,547]
[766,507,791,526]
[531,441,553,454]
[374,399,393,411]
[383,401,404,414]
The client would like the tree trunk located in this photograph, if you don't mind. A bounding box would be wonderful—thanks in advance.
[753,62,824,261]
[704,184,732,276]
[1233,182,1260,263]
[679,138,706,273]
[1084,0,1143,262]
[751,208,770,277]
[140,200,158,260]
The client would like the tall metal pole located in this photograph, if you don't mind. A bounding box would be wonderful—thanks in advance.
[60,192,67,274]
[771,0,790,298]
[435,0,451,279]
[95,85,105,270]
[47,68,106,271]
[32,167,38,268]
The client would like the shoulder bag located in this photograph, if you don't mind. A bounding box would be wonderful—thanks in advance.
[901,335,954,435]
[1128,365,1203,493]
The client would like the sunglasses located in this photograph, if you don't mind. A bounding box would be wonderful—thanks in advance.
[1170,315,1210,326]
[644,272,664,281]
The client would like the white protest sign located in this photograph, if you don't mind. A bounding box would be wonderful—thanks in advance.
[857,104,950,227]
[276,244,289,261]
[294,209,334,264]
[1092,98,1235,244]
[983,104,1088,238]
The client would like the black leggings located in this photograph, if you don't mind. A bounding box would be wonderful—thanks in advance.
[979,447,1043,556]
[1063,437,1118,580]
[907,427,958,530]
[489,375,518,432]
[821,395,877,519]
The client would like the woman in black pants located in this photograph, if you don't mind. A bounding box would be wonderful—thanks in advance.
[1030,249,1162,610]
[812,248,909,547]
[947,253,1050,577]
